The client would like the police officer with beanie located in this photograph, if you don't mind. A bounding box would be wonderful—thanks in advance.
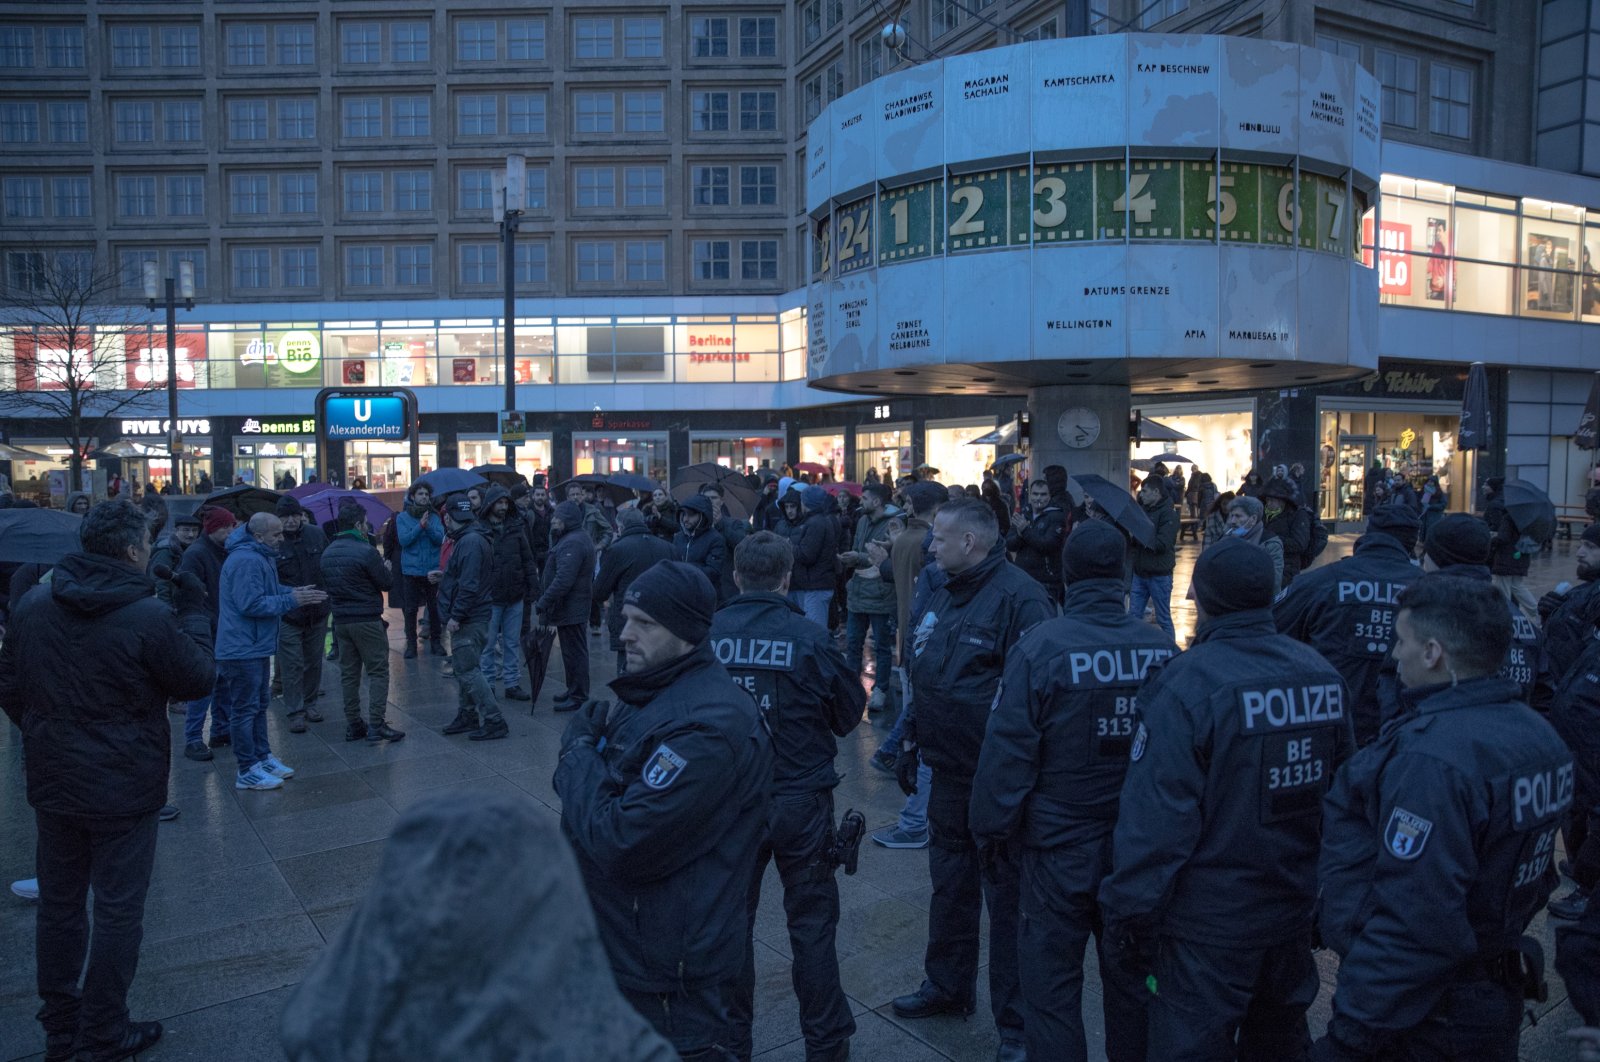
[891,497,1053,1062]
[1314,574,1573,1061]
[971,521,1177,1062]
[1100,536,1353,1061]
[554,560,771,1060]
[1274,502,1423,747]
[712,531,864,1062]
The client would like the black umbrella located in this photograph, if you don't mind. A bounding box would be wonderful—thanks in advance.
[674,462,746,488]
[415,468,489,496]
[670,481,759,520]
[1070,473,1156,548]
[551,475,636,506]
[607,472,660,494]
[1574,372,1600,451]
[1499,479,1556,544]
[1457,362,1492,452]
[470,463,528,488]
[0,508,82,563]
[202,484,282,520]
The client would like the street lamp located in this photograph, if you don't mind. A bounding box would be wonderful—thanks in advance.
[142,260,195,493]
[494,154,526,467]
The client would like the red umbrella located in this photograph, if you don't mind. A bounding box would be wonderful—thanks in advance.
[821,481,863,498]
[794,461,830,476]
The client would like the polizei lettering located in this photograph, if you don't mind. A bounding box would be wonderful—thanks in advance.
[1240,683,1344,732]
[711,636,795,670]
[1514,763,1574,829]
[1068,647,1174,686]
[1335,580,1407,604]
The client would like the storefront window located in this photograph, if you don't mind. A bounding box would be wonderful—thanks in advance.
[8,441,76,503]
[798,430,844,481]
[344,437,438,491]
[325,326,380,387]
[924,418,996,488]
[1521,199,1583,319]
[1318,407,1465,522]
[1130,407,1254,503]
[689,434,783,475]
[124,328,209,390]
[572,432,668,484]
[439,323,498,385]
[234,437,313,488]
[512,322,555,385]
[458,435,553,483]
[856,425,912,484]
[378,328,439,387]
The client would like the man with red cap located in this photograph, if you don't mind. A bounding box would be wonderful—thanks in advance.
[176,506,238,760]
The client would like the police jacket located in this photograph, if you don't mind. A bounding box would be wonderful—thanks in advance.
[1273,531,1421,746]
[970,579,1178,849]
[785,508,838,592]
[1005,503,1068,599]
[276,523,330,627]
[1543,576,1600,683]
[0,552,215,818]
[1550,640,1600,866]
[845,512,897,615]
[909,544,1054,780]
[319,530,393,624]
[673,524,726,599]
[437,524,493,625]
[1318,676,1572,1050]
[710,592,863,793]
[535,522,595,628]
[593,524,672,643]
[1099,608,1354,946]
[483,513,538,606]
[553,642,772,994]
[176,534,228,632]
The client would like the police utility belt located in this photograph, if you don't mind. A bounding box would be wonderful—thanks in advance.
[1457,935,1548,1002]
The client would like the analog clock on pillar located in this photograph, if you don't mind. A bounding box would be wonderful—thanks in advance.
[1057,407,1102,449]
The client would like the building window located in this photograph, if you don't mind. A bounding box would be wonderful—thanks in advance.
[276,98,315,140]
[392,96,430,137]
[457,20,495,61]
[1429,62,1471,139]
[51,175,90,217]
[692,91,730,132]
[826,0,843,28]
[625,165,664,207]
[114,101,155,144]
[826,60,846,102]
[111,26,153,68]
[1021,18,1058,40]
[227,99,268,141]
[858,35,883,83]
[343,171,383,213]
[931,0,962,36]
[1376,49,1418,129]
[693,239,730,280]
[393,21,430,63]
[395,244,432,286]
[802,75,822,123]
[515,242,547,283]
[574,18,614,59]
[117,175,157,218]
[280,172,316,213]
[0,26,33,67]
[276,24,314,65]
[741,238,778,280]
[508,19,545,60]
[342,97,382,138]
[624,90,664,132]
[7,250,48,291]
[460,243,498,285]
[345,245,383,286]
[166,174,203,216]
[283,247,318,287]
[458,95,497,136]
[625,239,665,281]
[165,100,202,142]
[574,91,614,133]
[3,176,42,218]
[458,168,492,211]
[575,166,616,208]
[741,92,778,132]
[1316,34,1361,64]
[1138,0,1190,28]
[230,173,270,214]
[161,25,199,68]
[575,241,615,282]
[508,93,546,135]
[118,249,159,290]
[0,101,38,142]
[740,164,777,206]
[693,165,730,206]
[525,169,548,209]
[693,18,728,58]
[740,17,776,58]
[800,2,821,47]
[623,17,662,59]
[341,23,380,64]
[48,101,87,143]
[46,26,85,68]
[394,170,431,212]
[227,24,267,66]
[233,247,271,289]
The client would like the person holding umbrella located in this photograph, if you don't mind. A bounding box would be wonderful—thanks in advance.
[1483,477,1541,624]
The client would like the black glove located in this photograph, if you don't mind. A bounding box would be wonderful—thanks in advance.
[1537,589,1567,622]
[894,742,920,796]
[173,571,207,614]
[1102,916,1158,982]
[977,837,1012,875]
[562,698,611,750]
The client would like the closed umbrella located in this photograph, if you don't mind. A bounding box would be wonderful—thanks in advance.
[0,508,82,563]
[1574,374,1600,481]
[1070,473,1156,548]
[1457,361,1492,453]
[414,468,489,496]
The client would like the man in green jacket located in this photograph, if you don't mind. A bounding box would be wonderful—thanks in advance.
[1129,475,1179,639]
[840,482,898,711]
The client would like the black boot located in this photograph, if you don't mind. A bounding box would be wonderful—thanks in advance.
[430,641,447,657]
[404,642,418,660]
[442,711,477,735]
[468,718,509,741]
[92,1020,163,1062]
[344,720,369,742]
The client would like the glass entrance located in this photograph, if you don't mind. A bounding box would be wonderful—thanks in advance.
[1331,435,1376,521]
[572,433,669,483]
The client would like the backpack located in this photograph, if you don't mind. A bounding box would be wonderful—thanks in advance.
[1302,517,1330,569]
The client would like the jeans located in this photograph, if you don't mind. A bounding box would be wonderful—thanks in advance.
[844,611,895,692]
[275,620,324,714]
[35,809,159,1057]
[1129,573,1175,639]
[216,657,271,773]
[401,573,441,648]
[479,602,524,686]
[181,691,224,746]
[450,620,501,724]
[334,621,390,726]
[900,763,932,835]
[788,589,833,629]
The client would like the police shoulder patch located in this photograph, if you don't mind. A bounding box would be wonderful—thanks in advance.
[1383,806,1433,861]
[1130,722,1148,762]
[642,743,688,790]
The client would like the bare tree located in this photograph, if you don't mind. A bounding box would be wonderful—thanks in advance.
[0,248,165,487]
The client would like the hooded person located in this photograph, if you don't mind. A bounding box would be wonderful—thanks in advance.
[437,497,506,741]
[593,509,672,673]
[782,485,838,628]
[65,491,91,516]
[672,493,725,597]
[279,793,676,1062]
[1261,476,1312,587]
[534,500,596,711]
[477,484,538,700]
[396,481,446,658]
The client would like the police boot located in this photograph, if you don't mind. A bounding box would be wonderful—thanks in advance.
[891,982,975,1019]
[468,718,509,741]
[442,710,477,735]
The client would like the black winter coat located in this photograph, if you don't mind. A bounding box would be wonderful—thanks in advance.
[320,531,393,623]
[1131,499,1181,578]
[438,525,494,624]
[673,524,726,596]
[1485,495,1533,576]
[1265,502,1313,584]
[176,534,228,632]
[712,516,749,602]
[593,525,672,646]
[1544,576,1600,683]
[784,510,837,592]
[536,527,596,627]
[522,503,554,573]
[277,524,330,627]
[1006,503,1069,599]
[485,517,538,605]
[0,553,215,817]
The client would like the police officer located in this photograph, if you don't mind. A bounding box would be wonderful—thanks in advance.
[712,531,863,1062]
[971,522,1177,1062]
[1314,574,1573,1060]
[1274,502,1422,746]
[891,497,1053,1062]
[1100,536,1353,1061]
[1539,522,1600,684]
[554,560,771,1060]
[1547,622,1600,921]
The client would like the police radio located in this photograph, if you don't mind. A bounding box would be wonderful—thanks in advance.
[829,808,867,875]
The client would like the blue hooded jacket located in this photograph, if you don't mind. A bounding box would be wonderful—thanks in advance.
[216,523,298,660]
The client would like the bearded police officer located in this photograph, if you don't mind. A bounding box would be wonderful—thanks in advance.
[1273,503,1423,746]
[1315,575,1573,1061]
[970,522,1177,1062]
[1539,523,1600,684]
[1100,536,1353,1061]
[891,497,1053,1062]
[713,531,864,1062]
[554,561,772,1060]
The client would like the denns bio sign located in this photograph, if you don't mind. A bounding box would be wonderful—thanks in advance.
[323,395,408,440]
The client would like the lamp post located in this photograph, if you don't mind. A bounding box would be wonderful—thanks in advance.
[142,260,195,492]
[495,154,526,467]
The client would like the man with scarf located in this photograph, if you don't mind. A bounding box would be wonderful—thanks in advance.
[320,501,400,744]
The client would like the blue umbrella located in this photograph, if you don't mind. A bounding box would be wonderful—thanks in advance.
[414,468,488,496]
[0,507,83,563]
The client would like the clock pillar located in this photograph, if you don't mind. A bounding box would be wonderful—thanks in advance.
[1028,383,1131,493]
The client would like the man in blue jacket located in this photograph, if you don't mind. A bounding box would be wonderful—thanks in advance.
[395,482,445,659]
[216,513,327,790]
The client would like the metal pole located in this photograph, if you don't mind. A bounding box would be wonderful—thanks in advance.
[503,212,518,467]
[165,277,181,493]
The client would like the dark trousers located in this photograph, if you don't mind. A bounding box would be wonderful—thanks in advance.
[334,620,390,725]
[401,574,441,648]
[843,611,894,692]
[1146,935,1318,1062]
[1019,838,1147,1062]
[450,620,501,724]
[620,983,736,1061]
[925,772,1024,1038]
[275,620,324,713]
[728,789,854,1060]
[555,622,590,707]
[35,809,159,1056]
[1371,979,1523,1061]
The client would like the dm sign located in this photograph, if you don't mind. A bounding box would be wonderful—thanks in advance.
[323,395,409,440]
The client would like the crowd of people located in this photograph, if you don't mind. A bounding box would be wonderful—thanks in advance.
[2,453,1599,1062]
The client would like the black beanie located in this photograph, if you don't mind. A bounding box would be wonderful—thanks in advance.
[624,561,716,646]
[275,495,304,517]
[1063,521,1125,583]
[1367,502,1421,554]
[1193,537,1277,617]
[1425,513,1491,569]
[1583,522,1600,547]
[904,481,947,516]
[1043,464,1070,499]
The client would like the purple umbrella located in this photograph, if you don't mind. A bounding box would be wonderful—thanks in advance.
[297,488,394,531]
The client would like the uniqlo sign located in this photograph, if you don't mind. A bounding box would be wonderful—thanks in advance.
[1362,218,1412,296]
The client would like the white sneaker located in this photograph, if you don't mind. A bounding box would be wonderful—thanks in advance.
[236,765,283,790]
[260,754,295,779]
[10,877,38,900]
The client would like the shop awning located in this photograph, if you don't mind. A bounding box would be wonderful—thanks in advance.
[91,440,173,459]
[969,420,1017,446]
[0,443,54,461]
[1132,417,1197,443]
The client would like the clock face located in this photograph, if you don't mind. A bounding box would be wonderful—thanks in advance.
[1057,407,1102,449]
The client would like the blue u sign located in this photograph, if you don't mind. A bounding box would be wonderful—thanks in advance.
[324,395,408,440]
